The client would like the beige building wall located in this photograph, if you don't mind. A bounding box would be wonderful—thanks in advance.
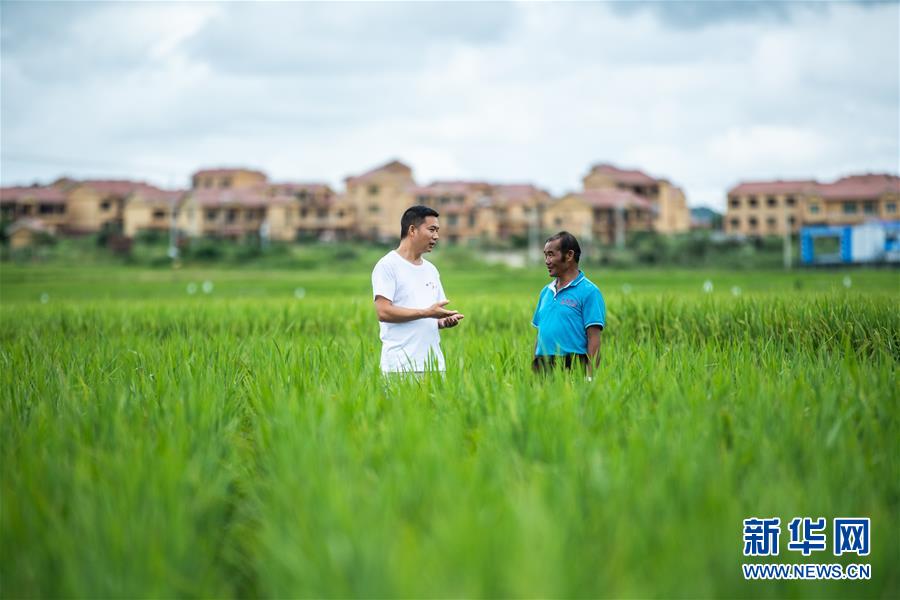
[725,193,804,236]
[654,182,691,234]
[66,186,125,233]
[805,193,899,226]
[191,169,267,190]
[545,195,593,241]
[345,161,416,241]
[123,192,180,238]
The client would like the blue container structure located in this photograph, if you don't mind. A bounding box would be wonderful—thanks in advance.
[800,221,900,265]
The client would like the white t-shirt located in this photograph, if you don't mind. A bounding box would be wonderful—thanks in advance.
[372,250,447,372]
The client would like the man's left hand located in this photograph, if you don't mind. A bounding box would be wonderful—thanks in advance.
[438,314,464,329]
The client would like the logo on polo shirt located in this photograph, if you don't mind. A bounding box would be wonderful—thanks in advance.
[559,298,578,308]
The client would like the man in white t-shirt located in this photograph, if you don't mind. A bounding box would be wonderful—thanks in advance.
[371,205,465,373]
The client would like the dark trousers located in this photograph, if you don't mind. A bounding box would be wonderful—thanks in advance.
[532,353,589,374]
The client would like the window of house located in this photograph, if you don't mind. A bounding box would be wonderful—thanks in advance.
[221,177,232,188]
[440,196,450,205]
[153,210,166,220]
[748,197,758,208]
[786,196,796,206]
[22,205,32,215]
[226,209,237,223]
[788,216,796,226]
[447,215,458,226]
[39,204,54,214]
[206,209,218,221]
[56,205,66,214]
[748,217,758,228]
[417,195,428,204]
[300,208,308,218]
[863,202,875,214]
[100,201,111,211]
[767,196,777,208]
[555,217,563,226]
[368,205,380,214]
[337,210,345,218]
[887,202,897,213]
[296,190,308,201]
[368,185,379,195]
[729,218,740,228]
[317,209,327,219]
[810,204,820,214]
[729,197,740,208]
[767,217,776,228]
[468,213,476,227]
[842,202,857,214]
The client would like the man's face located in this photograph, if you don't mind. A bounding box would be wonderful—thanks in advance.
[543,239,571,277]
[410,216,440,253]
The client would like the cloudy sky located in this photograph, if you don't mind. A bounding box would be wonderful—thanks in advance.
[1,1,898,209]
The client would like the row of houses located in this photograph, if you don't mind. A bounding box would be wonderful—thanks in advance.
[724,174,900,236]
[3,159,897,249]
[1,160,692,247]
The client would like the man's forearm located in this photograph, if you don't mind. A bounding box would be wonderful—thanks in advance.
[378,304,427,323]
[586,337,601,377]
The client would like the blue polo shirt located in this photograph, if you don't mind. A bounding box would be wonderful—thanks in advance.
[532,271,605,356]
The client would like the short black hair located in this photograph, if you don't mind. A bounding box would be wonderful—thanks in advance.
[400,205,439,239]
[546,231,581,262]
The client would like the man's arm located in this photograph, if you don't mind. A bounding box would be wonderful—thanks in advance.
[586,325,602,378]
[374,296,462,324]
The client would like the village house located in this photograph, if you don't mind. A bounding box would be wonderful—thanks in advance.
[725,173,899,236]
[0,184,69,232]
[344,159,553,244]
[178,168,343,242]
[582,164,691,234]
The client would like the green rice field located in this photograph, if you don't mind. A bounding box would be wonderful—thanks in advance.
[1,263,898,598]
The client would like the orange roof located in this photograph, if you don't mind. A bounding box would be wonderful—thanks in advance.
[192,168,266,179]
[816,174,900,200]
[589,163,657,185]
[728,180,818,196]
[0,185,68,204]
[345,160,412,185]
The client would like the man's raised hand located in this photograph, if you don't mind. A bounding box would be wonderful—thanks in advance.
[425,300,459,319]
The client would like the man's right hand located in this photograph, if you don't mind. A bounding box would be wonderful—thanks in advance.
[424,300,459,319]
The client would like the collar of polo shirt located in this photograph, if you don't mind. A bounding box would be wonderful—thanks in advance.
[550,270,586,296]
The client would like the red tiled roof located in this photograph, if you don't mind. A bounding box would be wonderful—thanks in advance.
[581,189,654,210]
[269,182,331,194]
[816,174,900,200]
[345,160,412,185]
[492,183,547,205]
[76,180,162,197]
[728,180,818,196]
[410,181,486,196]
[0,185,68,205]
[589,163,657,185]
[192,168,266,179]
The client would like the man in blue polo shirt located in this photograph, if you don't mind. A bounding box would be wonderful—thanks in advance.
[531,231,605,377]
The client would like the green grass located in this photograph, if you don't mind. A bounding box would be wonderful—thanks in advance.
[1,264,898,598]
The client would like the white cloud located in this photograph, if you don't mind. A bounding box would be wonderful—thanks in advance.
[1,1,897,210]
